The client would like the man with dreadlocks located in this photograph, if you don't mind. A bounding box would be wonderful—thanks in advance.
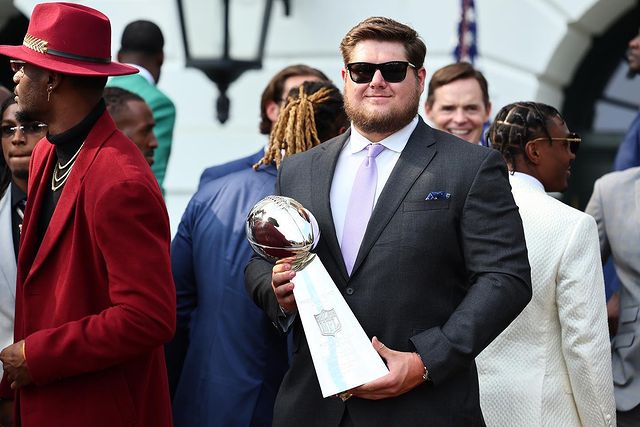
[477,102,615,426]
[167,80,348,427]
[198,64,329,190]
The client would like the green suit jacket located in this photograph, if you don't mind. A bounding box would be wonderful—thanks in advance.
[108,74,176,191]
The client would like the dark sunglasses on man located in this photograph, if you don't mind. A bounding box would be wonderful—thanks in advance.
[528,132,581,155]
[346,61,416,84]
[1,122,48,137]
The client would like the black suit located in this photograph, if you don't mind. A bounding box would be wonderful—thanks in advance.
[245,119,532,426]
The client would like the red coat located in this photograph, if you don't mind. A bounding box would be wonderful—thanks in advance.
[3,111,175,426]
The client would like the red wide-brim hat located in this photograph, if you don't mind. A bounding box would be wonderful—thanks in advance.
[0,2,137,77]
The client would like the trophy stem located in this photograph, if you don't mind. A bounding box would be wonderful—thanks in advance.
[291,252,316,271]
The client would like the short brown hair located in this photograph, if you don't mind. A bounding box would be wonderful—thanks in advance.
[426,62,489,108]
[259,64,329,135]
[339,17,426,68]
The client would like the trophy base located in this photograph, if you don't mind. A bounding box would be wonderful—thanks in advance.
[292,256,389,398]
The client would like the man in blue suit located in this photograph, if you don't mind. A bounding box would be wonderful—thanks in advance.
[613,31,640,171]
[197,64,328,189]
[603,29,640,333]
[167,81,348,426]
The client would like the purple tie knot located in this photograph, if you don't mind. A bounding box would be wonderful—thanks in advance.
[367,143,385,158]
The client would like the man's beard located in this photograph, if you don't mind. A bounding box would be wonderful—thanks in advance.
[15,109,40,124]
[344,85,420,136]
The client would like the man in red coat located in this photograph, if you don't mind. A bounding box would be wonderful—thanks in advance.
[0,3,175,426]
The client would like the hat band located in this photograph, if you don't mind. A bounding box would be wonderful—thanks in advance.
[23,33,112,64]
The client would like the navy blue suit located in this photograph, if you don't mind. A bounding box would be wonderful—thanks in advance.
[167,164,288,427]
[614,113,640,171]
[198,150,264,191]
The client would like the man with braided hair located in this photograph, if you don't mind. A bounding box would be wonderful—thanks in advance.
[167,81,348,427]
[478,102,615,426]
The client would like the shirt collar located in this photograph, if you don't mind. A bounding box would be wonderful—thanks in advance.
[125,64,155,85]
[349,115,419,154]
[509,171,545,193]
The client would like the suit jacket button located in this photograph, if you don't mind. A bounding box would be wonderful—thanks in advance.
[346,287,354,295]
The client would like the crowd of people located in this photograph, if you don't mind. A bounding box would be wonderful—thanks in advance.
[0,2,637,427]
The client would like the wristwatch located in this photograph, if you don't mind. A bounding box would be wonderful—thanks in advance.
[416,352,429,382]
[421,364,429,382]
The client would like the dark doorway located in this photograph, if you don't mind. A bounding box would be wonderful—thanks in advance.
[562,0,640,210]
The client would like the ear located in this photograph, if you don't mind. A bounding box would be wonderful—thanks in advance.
[265,100,280,125]
[47,71,63,91]
[341,67,347,83]
[484,102,492,120]
[417,66,426,93]
[424,101,433,119]
[524,140,541,165]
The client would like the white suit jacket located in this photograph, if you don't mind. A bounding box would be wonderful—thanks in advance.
[0,185,16,377]
[477,173,615,427]
[586,167,640,412]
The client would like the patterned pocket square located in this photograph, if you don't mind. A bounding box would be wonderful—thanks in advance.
[425,191,451,200]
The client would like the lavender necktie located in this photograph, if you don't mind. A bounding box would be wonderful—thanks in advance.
[341,143,385,275]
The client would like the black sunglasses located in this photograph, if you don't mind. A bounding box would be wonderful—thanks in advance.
[529,132,581,154]
[1,122,48,137]
[346,61,416,84]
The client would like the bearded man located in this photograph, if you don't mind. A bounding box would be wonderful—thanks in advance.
[245,16,532,427]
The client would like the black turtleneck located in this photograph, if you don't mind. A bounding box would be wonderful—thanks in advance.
[37,99,106,243]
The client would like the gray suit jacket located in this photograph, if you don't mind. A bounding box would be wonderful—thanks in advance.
[245,119,532,427]
[586,166,640,412]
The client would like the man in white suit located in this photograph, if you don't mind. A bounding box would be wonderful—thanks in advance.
[587,166,640,426]
[477,101,616,426]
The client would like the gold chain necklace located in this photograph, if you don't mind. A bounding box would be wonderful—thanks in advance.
[51,142,84,191]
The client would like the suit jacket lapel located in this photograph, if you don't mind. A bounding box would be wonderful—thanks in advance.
[351,119,437,275]
[24,112,117,284]
[310,130,351,285]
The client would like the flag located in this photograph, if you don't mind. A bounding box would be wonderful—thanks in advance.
[453,0,478,64]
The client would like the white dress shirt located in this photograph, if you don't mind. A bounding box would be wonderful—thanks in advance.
[330,116,418,246]
[124,63,155,85]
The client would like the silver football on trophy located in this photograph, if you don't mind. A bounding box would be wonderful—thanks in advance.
[246,195,320,270]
